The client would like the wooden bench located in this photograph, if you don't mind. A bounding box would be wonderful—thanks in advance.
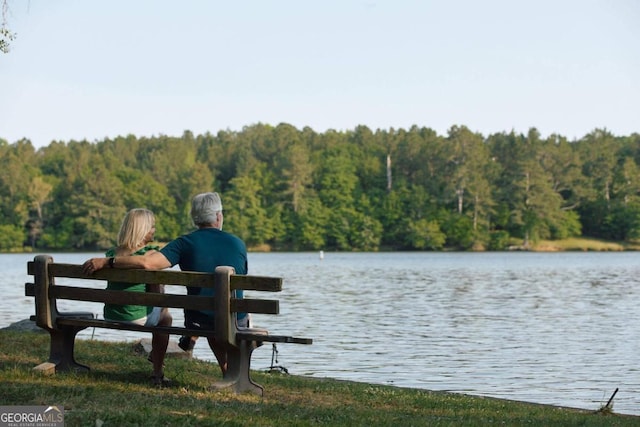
[24,254,312,395]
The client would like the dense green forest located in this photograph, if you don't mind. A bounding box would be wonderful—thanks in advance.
[1,124,639,252]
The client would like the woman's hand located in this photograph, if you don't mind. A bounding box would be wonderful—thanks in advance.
[82,258,108,275]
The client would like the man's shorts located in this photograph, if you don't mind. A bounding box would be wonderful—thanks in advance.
[184,310,215,330]
[184,310,251,329]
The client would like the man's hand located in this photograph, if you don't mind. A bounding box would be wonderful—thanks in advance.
[83,258,108,275]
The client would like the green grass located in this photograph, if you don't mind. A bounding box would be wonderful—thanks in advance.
[506,236,640,252]
[532,237,626,251]
[0,330,637,426]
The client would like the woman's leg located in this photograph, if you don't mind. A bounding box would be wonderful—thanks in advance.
[151,308,172,379]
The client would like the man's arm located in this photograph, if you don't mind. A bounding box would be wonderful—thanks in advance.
[82,251,171,275]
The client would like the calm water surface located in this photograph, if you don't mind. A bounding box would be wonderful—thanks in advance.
[2,251,639,415]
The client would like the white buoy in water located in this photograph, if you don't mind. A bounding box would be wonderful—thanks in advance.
[319,250,324,260]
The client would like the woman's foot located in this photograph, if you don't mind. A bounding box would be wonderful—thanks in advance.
[151,374,172,388]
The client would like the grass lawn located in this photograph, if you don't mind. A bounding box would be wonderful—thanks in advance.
[0,330,637,426]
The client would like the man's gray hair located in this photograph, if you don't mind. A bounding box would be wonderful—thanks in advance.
[191,192,223,226]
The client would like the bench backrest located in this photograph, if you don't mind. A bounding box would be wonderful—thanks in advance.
[26,254,283,345]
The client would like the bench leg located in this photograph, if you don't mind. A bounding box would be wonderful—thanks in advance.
[44,326,90,373]
[211,340,263,396]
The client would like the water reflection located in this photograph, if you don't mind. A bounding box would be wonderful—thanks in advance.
[2,251,639,415]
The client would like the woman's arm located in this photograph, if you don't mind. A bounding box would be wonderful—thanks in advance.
[82,251,172,275]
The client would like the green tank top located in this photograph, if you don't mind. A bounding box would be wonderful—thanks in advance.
[103,245,160,322]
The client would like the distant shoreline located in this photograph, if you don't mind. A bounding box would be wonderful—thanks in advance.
[3,237,638,254]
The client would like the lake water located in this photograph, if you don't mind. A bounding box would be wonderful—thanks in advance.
[2,251,639,416]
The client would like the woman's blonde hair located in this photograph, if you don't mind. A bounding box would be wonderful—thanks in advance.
[117,208,155,250]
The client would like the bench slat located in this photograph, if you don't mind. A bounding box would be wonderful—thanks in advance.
[232,275,282,292]
[28,262,216,286]
[50,285,280,314]
[56,317,311,344]
[234,298,279,315]
[237,332,313,345]
[27,262,283,291]
[57,317,218,337]
[53,286,215,311]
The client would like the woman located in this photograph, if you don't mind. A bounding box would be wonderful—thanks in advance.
[104,208,172,387]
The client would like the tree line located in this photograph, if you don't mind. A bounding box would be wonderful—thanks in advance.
[1,124,639,252]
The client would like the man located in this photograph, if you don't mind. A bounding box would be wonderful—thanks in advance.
[83,192,248,376]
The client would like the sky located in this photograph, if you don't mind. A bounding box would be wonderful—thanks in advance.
[1,0,638,149]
